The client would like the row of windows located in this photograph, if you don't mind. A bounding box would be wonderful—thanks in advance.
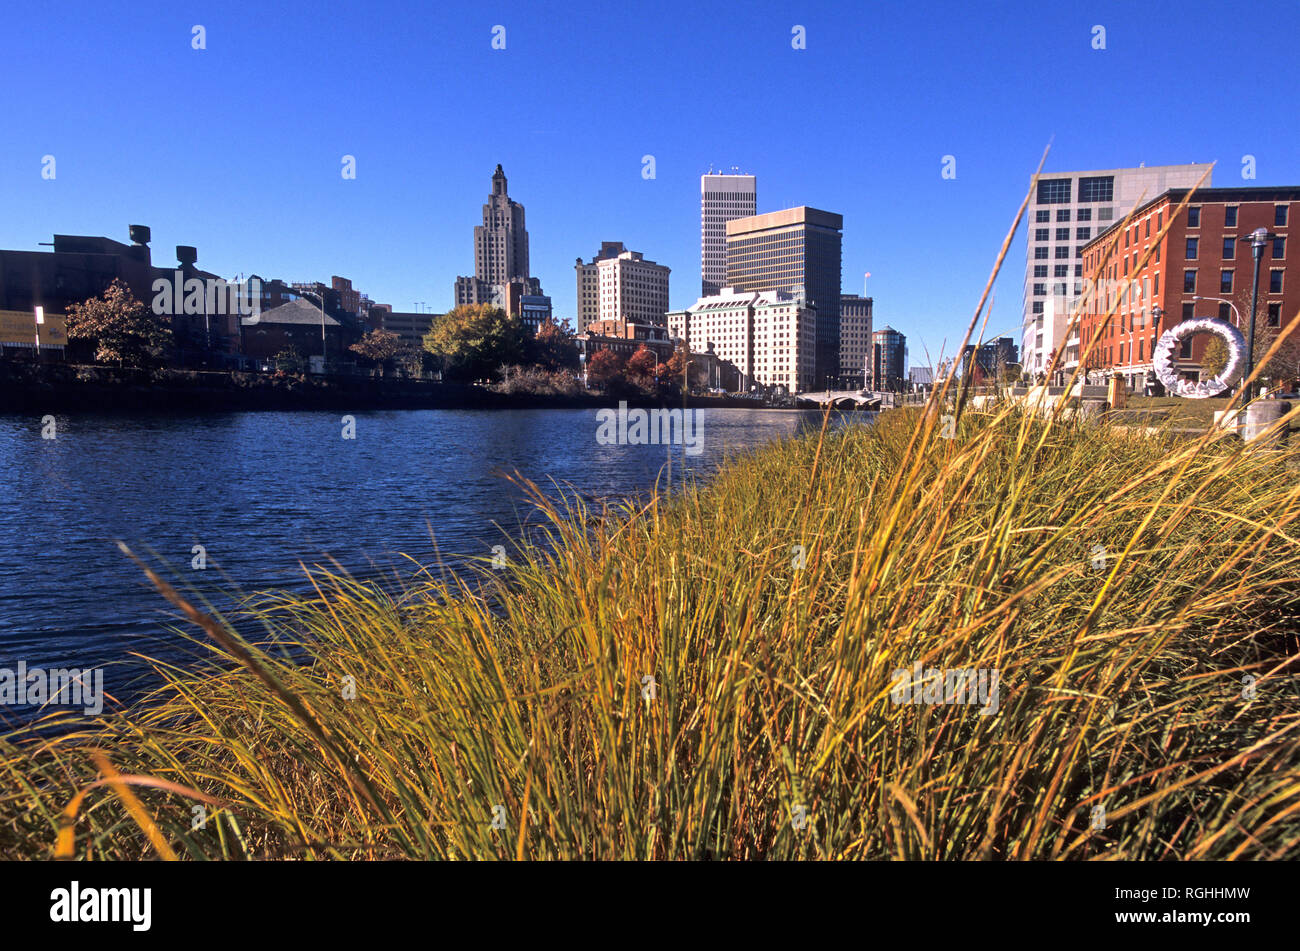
[1034,246,1086,260]
[1035,227,1093,241]
[1186,236,1287,260]
[1036,176,1115,205]
[1187,205,1289,228]
[1182,269,1286,294]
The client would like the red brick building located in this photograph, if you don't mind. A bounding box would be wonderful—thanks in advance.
[1079,187,1299,391]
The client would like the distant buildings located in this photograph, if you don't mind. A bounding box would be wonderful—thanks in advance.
[725,206,843,389]
[1080,186,1298,390]
[574,243,670,329]
[375,309,439,347]
[454,164,551,325]
[240,298,344,364]
[667,288,816,393]
[701,172,756,297]
[838,294,873,389]
[960,337,1019,381]
[872,325,906,391]
[1022,163,1211,379]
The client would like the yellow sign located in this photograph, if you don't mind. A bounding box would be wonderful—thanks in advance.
[0,309,67,347]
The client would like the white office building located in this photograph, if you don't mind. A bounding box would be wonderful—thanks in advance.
[667,288,815,393]
[574,244,670,329]
[1022,162,1211,380]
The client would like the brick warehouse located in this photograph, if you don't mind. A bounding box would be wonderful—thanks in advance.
[1078,187,1299,391]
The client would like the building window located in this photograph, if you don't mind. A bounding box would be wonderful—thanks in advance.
[1224,206,1238,228]
[1076,247,1084,258]
[1145,219,1151,238]
[1035,228,1050,241]
[1055,246,1070,259]
[1182,303,1194,320]
[1033,283,1045,296]
[1056,209,1071,222]
[1274,236,1286,259]
[1099,207,1114,221]
[1036,210,1050,223]
[1184,270,1197,293]
[1075,265,1083,277]
[1219,303,1230,321]
[1277,205,1289,227]
[1076,227,1090,240]
[1220,270,1234,293]
[1153,273,1159,295]
[1078,176,1115,202]
[1035,247,1048,260]
[1180,337,1193,359]
[1034,264,1048,278]
[1188,207,1201,228]
[1077,208,1092,222]
[1052,264,1068,277]
[1186,237,1198,260]
[1037,178,1072,204]
[1268,303,1281,327]
[1271,269,1284,294]
[1032,302,1044,314]
[1056,228,1070,241]
[1223,237,1235,260]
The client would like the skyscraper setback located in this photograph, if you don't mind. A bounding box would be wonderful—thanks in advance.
[700,172,756,297]
[455,164,545,310]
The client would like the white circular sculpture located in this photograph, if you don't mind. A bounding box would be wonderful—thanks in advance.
[1152,317,1246,399]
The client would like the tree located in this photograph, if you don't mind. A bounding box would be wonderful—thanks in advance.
[664,343,706,392]
[1201,335,1229,378]
[526,318,580,373]
[422,304,526,383]
[586,348,626,389]
[349,328,403,376]
[64,278,172,368]
[624,345,660,388]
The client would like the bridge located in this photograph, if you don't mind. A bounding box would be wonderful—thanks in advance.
[797,390,884,410]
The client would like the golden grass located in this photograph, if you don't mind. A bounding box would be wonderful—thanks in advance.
[2,403,1300,860]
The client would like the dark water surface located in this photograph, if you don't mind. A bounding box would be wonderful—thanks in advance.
[0,407,831,716]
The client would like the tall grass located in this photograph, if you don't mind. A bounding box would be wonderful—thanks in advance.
[3,402,1300,860]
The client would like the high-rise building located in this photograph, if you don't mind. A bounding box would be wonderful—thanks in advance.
[1022,162,1211,380]
[960,337,1019,381]
[725,206,842,388]
[667,288,816,393]
[701,172,756,297]
[872,325,906,392]
[454,164,548,316]
[838,293,873,389]
[574,243,670,329]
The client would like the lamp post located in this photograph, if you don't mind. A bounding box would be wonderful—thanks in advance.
[1241,228,1278,400]
[34,306,44,364]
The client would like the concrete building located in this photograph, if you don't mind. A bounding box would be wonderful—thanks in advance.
[1022,163,1212,380]
[839,293,873,389]
[1079,186,1298,390]
[454,164,550,321]
[377,309,439,347]
[701,171,756,297]
[666,287,816,393]
[575,243,670,329]
[872,325,906,392]
[725,206,842,389]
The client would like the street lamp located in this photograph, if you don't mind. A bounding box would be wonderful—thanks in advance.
[1241,227,1278,400]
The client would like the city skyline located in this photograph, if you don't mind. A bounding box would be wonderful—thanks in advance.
[4,0,1299,367]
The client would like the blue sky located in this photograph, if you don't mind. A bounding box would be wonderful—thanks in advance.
[3,0,1298,364]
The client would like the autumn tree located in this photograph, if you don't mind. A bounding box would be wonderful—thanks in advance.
[422,304,526,383]
[586,348,626,389]
[64,278,172,368]
[664,343,706,391]
[526,318,580,373]
[349,328,403,376]
[624,345,660,388]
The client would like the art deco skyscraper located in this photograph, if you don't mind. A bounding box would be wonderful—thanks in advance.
[455,164,543,308]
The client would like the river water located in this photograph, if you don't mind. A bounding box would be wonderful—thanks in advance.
[0,407,830,721]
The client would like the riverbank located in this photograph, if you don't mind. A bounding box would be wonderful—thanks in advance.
[3,405,1299,860]
[0,362,778,413]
